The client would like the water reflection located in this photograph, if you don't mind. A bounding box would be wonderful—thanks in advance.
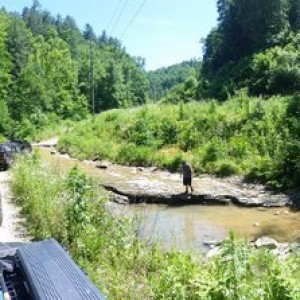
[123,204,300,252]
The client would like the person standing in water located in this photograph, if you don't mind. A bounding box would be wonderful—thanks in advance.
[181,161,194,194]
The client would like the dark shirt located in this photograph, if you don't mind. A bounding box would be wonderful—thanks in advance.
[182,162,192,179]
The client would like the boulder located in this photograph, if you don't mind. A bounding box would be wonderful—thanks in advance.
[254,237,278,249]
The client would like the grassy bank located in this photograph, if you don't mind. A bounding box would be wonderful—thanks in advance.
[57,93,300,188]
[10,155,300,299]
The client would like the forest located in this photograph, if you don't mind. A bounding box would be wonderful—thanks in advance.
[200,0,300,100]
[1,1,300,138]
[0,0,148,138]
[147,60,199,101]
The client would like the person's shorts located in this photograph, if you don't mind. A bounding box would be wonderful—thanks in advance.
[183,176,191,186]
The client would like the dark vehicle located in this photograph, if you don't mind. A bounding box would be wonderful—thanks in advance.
[0,239,106,299]
[7,140,32,153]
[0,140,32,170]
[0,144,14,171]
[0,192,2,226]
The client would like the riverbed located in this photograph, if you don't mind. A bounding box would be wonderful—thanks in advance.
[40,147,300,251]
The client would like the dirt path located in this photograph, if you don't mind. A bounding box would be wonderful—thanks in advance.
[0,171,29,244]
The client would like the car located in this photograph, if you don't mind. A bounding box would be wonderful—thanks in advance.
[0,192,2,227]
[7,139,32,153]
[0,144,14,171]
[0,140,32,171]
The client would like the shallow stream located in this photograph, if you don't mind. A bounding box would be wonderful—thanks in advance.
[122,204,300,251]
[41,148,300,251]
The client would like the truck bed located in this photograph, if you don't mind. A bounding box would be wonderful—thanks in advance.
[0,239,106,300]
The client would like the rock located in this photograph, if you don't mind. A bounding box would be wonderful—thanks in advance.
[137,167,144,172]
[50,150,56,155]
[96,164,108,169]
[206,246,222,258]
[257,207,267,211]
[272,243,290,260]
[253,222,260,227]
[290,242,300,252]
[203,240,223,248]
[254,237,278,249]
[108,192,129,204]
[150,167,159,172]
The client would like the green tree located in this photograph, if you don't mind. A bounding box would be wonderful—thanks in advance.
[288,0,300,31]
[0,99,11,135]
[55,15,83,58]
[14,30,87,120]
[0,12,12,102]
[7,17,33,79]
[148,60,199,101]
[201,0,292,100]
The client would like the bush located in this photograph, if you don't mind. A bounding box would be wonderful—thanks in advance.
[117,143,154,166]
[57,96,300,187]
[214,160,240,177]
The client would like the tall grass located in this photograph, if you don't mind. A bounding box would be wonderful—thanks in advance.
[10,155,300,299]
[57,94,300,187]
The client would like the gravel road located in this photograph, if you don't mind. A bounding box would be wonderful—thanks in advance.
[0,170,29,244]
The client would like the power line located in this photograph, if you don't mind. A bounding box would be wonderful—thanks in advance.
[106,0,122,32]
[110,0,129,35]
[119,0,147,39]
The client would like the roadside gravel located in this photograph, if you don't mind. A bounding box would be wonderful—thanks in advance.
[0,170,29,244]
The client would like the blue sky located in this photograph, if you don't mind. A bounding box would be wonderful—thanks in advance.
[1,0,218,70]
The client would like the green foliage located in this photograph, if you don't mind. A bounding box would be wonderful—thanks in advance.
[250,41,300,96]
[117,143,154,166]
[58,94,300,187]
[161,71,198,104]
[147,59,199,101]
[0,12,12,102]
[214,160,241,177]
[200,0,300,100]
[0,99,11,135]
[202,232,298,300]
[0,4,149,139]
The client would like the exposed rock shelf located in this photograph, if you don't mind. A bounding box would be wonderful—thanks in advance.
[37,141,293,208]
[104,183,290,207]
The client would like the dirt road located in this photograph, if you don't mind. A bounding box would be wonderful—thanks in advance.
[0,171,29,244]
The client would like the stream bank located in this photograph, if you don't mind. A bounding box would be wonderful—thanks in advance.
[39,139,293,208]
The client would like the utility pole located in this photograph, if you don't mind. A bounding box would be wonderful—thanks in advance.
[90,39,95,115]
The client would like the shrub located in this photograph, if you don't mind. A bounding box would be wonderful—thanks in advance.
[214,160,240,177]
